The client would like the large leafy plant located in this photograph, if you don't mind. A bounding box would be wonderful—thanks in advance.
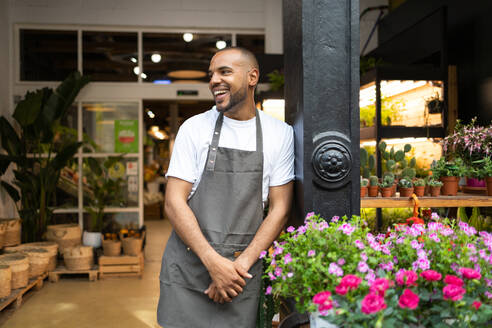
[84,156,125,232]
[0,72,89,242]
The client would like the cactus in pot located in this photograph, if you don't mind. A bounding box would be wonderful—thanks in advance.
[368,175,379,197]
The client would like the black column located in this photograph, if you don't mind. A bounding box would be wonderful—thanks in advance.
[284,0,360,225]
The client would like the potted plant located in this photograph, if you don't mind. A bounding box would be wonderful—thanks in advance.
[398,178,414,197]
[378,175,394,197]
[443,118,492,187]
[430,157,465,196]
[427,179,443,197]
[0,72,89,242]
[425,92,444,114]
[413,178,426,197]
[83,156,125,248]
[474,157,492,196]
[265,213,492,327]
[368,176,379,197]
[360,177,369,197]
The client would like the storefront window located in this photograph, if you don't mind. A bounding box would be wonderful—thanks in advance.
[83,31,138,82]
[20,29,77,81]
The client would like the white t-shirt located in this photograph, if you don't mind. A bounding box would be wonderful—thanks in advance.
[166,107,294,203]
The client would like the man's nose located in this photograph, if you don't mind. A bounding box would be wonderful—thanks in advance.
[209,72,221,85]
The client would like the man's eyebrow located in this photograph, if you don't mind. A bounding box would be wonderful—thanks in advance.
[208,66,233,75]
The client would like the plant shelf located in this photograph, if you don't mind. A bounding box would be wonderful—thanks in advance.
[361,193,492,208]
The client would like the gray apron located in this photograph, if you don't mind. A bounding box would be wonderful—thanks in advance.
[158,110,264,328]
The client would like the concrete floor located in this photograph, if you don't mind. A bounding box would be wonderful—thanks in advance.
[1,219,173,328]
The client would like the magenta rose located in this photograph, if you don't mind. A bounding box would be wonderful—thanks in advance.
[361,293,387,314]
[396,270,418,286]
[336,274,362,295]
[444,275,464,287]
[369,278,392,296]
[443,284,466,301]
[398,289,419,310]
[420,270,442,282]
[313,291,331,305]
[459,267,481,280]
[472,301,482,310]
[335,284,348,295]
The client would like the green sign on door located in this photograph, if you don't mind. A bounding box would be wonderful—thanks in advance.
[115,120,138,153]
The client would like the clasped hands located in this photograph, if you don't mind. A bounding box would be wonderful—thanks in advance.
[204,255,252,304]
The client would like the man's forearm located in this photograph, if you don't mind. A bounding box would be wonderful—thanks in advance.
[165,196,219,268]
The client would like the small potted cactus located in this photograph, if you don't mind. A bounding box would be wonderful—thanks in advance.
[413,178,426,197]
[360,177,369,197]
[398,178,414,197]
[378,175,394,197]
[427,179,443,197]
[368,176,379,197]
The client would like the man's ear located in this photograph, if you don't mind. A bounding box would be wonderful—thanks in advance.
[248,68,259,87]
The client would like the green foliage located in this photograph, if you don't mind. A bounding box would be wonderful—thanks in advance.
[397,178,413,188]
[369,176,379,186]
[413,178,426,187]
[0,72,89,242]
[379,143,416,179]
[378,175,395,188]
[360,147,376,178]
[361,177,369,187]
[266,70,284,92]
[427,178,443,187]
[401,167,416,180]
[471,157,492,178]
[431,157,466,179]
[360,97,403,128]
[84,156,125,232]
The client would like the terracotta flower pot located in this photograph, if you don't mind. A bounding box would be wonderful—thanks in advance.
[486,177,492,197]
[392,183,397,196]
[414,186,425,197]
[360,186,368,197]
[368,186,379,197]
[430,186,441,197]
[399,187,414,197]
[440,176,459,196]
[380,187,393,197]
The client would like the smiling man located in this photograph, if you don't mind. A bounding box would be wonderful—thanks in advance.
[157,47,294,328]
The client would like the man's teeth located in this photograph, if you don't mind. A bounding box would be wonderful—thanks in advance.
[214,90,228,96]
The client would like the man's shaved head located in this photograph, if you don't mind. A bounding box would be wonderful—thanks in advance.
[214,47,259,71]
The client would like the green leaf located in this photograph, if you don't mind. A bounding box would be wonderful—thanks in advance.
[51,142,82,171]
[45,72,90,121]
[0,181,20,202]
[0,117,22,157]
[13,89,44,127]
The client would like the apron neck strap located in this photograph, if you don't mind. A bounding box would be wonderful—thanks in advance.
[206,109,262,172]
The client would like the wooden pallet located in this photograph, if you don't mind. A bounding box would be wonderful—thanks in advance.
[48,266,98,282]
[0,272,48,312]
[98,253,144,279]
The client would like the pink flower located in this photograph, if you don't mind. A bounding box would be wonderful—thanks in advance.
[307,250,316,257]
[398,289,419,310]
[284,253,292,265]
[331,216,339,222]
[420,270,442,281]
[335,284,348,296]
[357,261,369,273]
[337,258,346,266]
[313,291,331,305]
[370,278,392,296]
[443,284,466,301]
[396,270,418,287]
[459,267,481,280]
[265,286,272,295]
[335,274,362,295]
[259,251,267,259]
[472,301,482,310]
[355,239,365,249]
[444,275,464,287]
[286,226,295,233]
[361,293,387,314]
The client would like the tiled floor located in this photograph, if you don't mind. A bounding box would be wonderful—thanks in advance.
[1,219,173,328]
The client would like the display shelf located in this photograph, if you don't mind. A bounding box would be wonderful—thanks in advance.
[361,193,492,208]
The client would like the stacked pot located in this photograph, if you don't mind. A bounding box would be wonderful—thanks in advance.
[0,218,22,248]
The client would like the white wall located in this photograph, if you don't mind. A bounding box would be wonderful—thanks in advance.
[0,0,17,218]
[360,0,388,55]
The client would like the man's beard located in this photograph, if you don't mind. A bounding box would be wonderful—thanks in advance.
[216,86,247,113]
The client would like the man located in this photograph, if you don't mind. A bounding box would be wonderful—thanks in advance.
[157,47,294,328]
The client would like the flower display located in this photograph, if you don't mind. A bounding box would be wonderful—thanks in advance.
[264,213,492,326]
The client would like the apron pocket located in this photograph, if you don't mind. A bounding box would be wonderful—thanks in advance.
[169,244,211,292]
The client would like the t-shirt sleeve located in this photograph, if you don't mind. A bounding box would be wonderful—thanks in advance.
[269,125,295,186]
[165,121,199,183]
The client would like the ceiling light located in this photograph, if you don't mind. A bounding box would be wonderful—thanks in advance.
[133,66,140,75]
[141,73,147,79]
[216,40,227,50]
[147,110,155,119]
[183,33,193,42]
[151,53,162,63]
[150,126,159,132]
[130,57,137,63]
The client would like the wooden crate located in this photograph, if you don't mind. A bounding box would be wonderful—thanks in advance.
[98,253,144,279]
[0,272,48,312]
[49,266,98,282]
